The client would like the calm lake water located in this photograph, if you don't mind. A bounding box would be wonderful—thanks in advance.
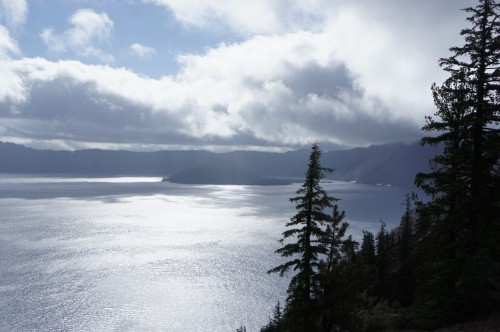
[0,175,410,331]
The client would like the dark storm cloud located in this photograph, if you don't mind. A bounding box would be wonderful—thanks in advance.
[283,63,352,99]
[0,76,183,145]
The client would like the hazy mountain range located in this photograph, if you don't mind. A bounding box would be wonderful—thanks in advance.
[0,142,439,188]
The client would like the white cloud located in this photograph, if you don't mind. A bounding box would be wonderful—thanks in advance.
[0,30,426,150]
[0,25,19,57]
[0,0,27,29]
[143,0,329,35]
[142,0,468,125]
[40,8,114,62]
[0,25,24,104]
[0,1,473,150]
[130,43,156,58]
[143,0,469,40]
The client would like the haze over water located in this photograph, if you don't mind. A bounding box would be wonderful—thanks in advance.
[0,176,409,331]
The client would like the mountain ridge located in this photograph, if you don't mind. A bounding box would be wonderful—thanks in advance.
[0,141,438,188]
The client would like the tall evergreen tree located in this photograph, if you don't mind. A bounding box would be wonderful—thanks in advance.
[317,205,362,332]
[396,194,415,307]
[360,230,376,266]
[267,142,337,329]
[360,230,378,299]
[260,301,283,332]
[414,0,499,326]
[375,220,390,300]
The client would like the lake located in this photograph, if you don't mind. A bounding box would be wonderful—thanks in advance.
[0,176,411,331]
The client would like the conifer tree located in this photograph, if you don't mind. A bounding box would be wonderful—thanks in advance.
[272,301,282,327]
[317,205,362,332]
[321,205,350,274]
[267,142,337,329]
[260,301,283,332]
[360,230,378,299]
[360,230,376,266]
[414,0,499,326]
[375,221,390,299]
[396,194,415,307]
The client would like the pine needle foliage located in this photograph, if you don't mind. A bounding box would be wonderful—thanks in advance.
[267,142,338,328]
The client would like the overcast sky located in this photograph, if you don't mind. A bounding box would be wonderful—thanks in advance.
[0,0,471,151]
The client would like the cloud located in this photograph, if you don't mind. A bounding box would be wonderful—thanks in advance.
[40,8,114,62]
[0,30,424,151]
[142,0,469,38]
[0,1,472,151]
[0,58,210,148]
[0,25,20,57]
[142,0,327,35]
[0,26,23,104]
[0,0,27,29]
[142,0,469,125]
[130,43,156,58]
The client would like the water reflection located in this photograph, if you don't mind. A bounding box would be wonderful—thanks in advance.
[0,177,409,331]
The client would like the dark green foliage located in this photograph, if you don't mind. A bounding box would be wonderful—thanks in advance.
[317,205,363,332]
[375,221,391,300]
[320,205,351,275]
[412,0,500,327]
[272,301,282,327]
[360,230,376,266]
[266,143,367,331]
[360,230,378,299]
[267,142,337,329]
[395,194,415,307]
[259,3,498,330]
[260,302,283,332]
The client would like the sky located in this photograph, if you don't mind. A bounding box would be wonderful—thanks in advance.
[0,0,471,152]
